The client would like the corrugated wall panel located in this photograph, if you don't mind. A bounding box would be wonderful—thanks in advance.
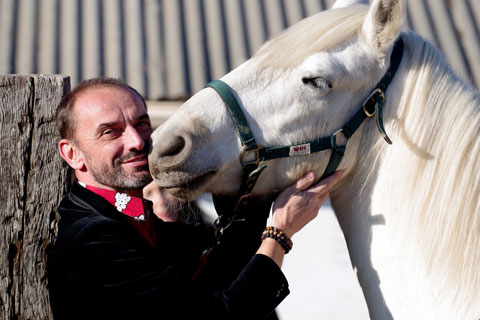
[243,0,268,57]
[324,0,336,10]
[103,0,124,80]
[303,0,325,16]
[452,0,480,86]
[0,0,479,100]
[144,0,166,100]
[472,0,480,20]
[59,0,80,84]
[82,0,101,80]
[124,0,146,93]
[224,0,248,70]
[264,0,288,36]
[37,0,59,74]
[0,0,15,74]
[283,1,303,27]
[185,0,208,94]
[407,1,437,46]
[15,0,36,74]
[164,0,186,98]
[426,0,470,81]
[204,0,228,80]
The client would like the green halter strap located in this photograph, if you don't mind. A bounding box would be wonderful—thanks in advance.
[207,38,404,195]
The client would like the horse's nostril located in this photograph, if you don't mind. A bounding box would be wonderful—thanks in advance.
[160,136,185,157]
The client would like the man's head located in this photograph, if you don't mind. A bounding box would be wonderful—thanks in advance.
[57,78,153,195]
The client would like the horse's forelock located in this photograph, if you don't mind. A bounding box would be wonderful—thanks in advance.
[254,6,368,70]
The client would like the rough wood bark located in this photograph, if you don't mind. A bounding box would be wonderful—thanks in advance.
[0,75,70,320]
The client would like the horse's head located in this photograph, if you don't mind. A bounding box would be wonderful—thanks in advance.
[149,0,406,200]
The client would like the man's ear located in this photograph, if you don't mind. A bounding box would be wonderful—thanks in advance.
[59,139,85,170]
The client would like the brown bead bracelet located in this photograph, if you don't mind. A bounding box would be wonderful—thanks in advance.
[261,226,293,254]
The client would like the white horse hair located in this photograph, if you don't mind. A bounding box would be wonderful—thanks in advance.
[150,0,480,318]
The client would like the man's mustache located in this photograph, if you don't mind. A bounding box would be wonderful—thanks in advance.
[114,139,151,165]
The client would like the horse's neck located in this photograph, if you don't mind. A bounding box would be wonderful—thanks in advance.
[332,152,480,319]
[331,34,480,319]
[331,154,397,319]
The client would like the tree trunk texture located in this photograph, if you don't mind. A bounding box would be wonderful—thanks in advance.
[0,75,71,320]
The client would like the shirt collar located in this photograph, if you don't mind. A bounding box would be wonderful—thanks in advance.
[78,181,150,222]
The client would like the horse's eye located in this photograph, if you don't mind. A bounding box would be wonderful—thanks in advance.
[301,77,332,91]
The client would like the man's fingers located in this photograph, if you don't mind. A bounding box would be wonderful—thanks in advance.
[294,171,315,191]
[282,170,342,202]
[307,170,343,194]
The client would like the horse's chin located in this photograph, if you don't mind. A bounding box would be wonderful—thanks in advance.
[161,187,202,202]
[154,171,216,201]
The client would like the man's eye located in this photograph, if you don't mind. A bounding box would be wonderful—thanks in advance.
[102,129,119,136]
[136,122,152,130]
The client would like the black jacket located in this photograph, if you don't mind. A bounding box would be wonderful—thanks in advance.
[47,182,289,319]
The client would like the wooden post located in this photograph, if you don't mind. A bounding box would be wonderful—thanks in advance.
[0,75,70,320]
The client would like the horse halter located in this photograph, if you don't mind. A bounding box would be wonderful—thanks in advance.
[207,38,404,196]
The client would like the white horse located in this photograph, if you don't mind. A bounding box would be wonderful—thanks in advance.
[149,0,480,318]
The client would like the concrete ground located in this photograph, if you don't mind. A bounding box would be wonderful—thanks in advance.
[275,200,370,320]
[196,196,370,320]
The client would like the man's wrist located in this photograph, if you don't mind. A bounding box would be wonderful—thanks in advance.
[256,237,285,268]
[261,226,293,254]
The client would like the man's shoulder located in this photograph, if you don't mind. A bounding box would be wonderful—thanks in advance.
[55,184,130,244]
[59,181,126,220]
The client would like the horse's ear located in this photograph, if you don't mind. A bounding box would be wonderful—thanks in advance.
[362,0,405,57]
[332,0,369,9]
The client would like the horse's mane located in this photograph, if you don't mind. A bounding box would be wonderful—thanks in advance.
[256,3,480,309]
[255,5,368,69]
[370,31,480,306]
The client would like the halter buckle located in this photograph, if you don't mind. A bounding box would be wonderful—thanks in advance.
[362,88,385,118]
[332,129,348,148]
[240,145,262,167]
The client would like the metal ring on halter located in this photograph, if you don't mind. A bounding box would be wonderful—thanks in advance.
[212,214,246,241]
[213,214,233,232]
[331,129,348,149]
[362,88,385,118]
[240,144,262,167]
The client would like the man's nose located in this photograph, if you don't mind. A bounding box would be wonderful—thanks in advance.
[124,126,145,151]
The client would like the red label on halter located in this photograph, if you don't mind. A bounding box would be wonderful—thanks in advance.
[289,143,311,156]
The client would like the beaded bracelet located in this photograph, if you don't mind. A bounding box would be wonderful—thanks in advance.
[261,226,293,254]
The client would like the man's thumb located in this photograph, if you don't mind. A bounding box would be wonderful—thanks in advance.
[295,171,315,190]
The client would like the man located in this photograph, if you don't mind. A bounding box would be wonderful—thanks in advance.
[47,78,342,319]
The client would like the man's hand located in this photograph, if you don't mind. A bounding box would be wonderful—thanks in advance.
[256,171,343,267]
[143,181,181,222]
[272,171,343,238]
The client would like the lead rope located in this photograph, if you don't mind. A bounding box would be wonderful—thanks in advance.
[192,193,251,280]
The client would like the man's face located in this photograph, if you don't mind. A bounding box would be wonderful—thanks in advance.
[72,86,153,191]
